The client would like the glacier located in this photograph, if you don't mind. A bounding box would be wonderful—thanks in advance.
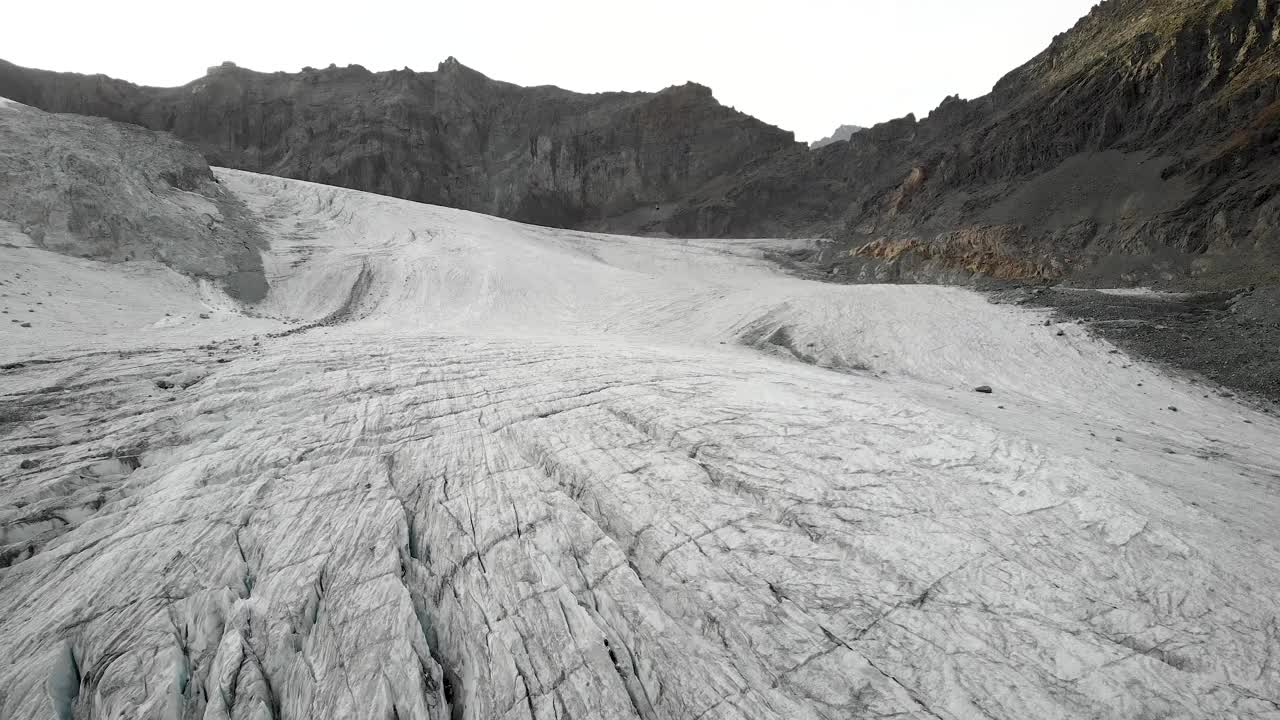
[1,169,1278,719]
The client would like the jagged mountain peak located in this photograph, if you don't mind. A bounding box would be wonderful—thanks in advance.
[436,55,486,77]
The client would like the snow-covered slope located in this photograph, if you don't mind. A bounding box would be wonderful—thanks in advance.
[2,169,1278,720]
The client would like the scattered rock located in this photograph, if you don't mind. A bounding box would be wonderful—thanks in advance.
[1013,287,1280,404]
[198,313,210,319]
[155,379,174,389]
[1168,406,1179,412]
[18,458,39,469]
[974,385,994,394]
[18,322,30,328]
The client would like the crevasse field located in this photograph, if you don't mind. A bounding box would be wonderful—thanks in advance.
[2,170,1278,719]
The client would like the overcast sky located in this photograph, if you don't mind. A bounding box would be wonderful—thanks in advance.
[7,0,1099,141]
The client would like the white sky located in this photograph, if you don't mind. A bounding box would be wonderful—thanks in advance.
[6,0,1098,142]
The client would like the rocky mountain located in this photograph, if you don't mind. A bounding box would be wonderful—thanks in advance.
[0,57,797,233]
[809,124,865,149]
[0,97,266,300]
[701,0,1280,288]
[0,0,1276,289]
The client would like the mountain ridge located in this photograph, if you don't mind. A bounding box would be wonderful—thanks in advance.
[1,0,1277,288]
[0,56,798,233]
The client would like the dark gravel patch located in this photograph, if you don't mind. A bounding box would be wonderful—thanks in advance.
[991,284,1280,407]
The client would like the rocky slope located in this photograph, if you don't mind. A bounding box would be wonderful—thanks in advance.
[0,97,266,300]
[692,0,1280,288]
[0,57,797,233]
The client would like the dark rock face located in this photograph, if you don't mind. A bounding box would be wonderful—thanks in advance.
[0,57,798,234]
[0,98,267,301]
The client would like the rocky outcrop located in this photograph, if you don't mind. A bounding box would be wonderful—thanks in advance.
[809,124,864,149]
[0,57,798,233]
[0,97,266,300]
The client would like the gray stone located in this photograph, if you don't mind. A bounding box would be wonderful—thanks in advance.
[0,98,268,301]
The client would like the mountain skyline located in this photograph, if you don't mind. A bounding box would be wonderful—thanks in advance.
[7,0,1275,293]
[5,0,1099,141]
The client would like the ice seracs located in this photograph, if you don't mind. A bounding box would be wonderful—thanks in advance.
[2,170,1279,719]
